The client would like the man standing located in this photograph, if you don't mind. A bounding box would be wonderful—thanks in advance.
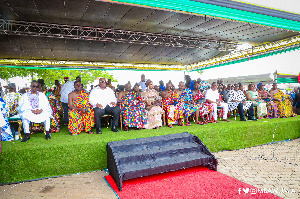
[60,76,81,126]
[139,74,147,91]
[18,81,52,142]
[205,82,230,123]
[228,84,256,121]
[89,78,121,134]
[68,81,94,135]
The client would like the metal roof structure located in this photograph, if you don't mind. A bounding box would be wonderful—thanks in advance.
[0,0,299,71]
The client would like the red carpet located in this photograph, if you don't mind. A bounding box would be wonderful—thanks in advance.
[104,166,282,199]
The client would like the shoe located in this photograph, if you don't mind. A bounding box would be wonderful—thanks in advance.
[21,136,30,142]
[248,117,258,121]
[240,118,247,121]
[96,128,102,134]
[45,134,51,140]
[111,126,119,132]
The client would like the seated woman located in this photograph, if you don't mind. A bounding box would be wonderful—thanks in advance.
[140,80,163,129]
[269,83,295,118]
[0,97,14,141]
[119,83,147,131]
[246,83,267,119]
[257,83,278,119]
[192,82,213,124]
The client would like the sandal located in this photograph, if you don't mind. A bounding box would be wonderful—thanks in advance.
[186,122,191,126]
[88,131,94,134]
[124,126,129,131]
[168,124,174,128]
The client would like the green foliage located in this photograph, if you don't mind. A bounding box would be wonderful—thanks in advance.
[0,68,117,87]
[0,116,299,184]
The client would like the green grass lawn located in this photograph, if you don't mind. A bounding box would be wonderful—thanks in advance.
[1,116,300,184]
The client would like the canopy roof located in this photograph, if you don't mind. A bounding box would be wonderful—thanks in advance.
[0,0,299,71]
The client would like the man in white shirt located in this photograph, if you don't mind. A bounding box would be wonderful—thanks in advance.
[89,78,121,134]
[60,76,81,126]
[18,80,52,142]
[205,82,230,123]
[138,74,147,91]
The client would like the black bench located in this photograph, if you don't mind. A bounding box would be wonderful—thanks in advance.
[107,132,217,191]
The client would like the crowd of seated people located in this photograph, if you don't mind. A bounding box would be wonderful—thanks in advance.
[0,74,299,144]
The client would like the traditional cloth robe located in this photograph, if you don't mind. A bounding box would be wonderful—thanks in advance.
[141,89,163,129]
[3,92,20,116]
[162,91,183,125]
[273,89,295,118]
[179,88,198,118]
[121,91,147,129]
[194,90,213,119]
[68,90,95,135]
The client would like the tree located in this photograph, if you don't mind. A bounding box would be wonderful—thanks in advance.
[0,67,116,87]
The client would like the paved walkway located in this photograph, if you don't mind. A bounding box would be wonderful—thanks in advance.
[0,138,299,199]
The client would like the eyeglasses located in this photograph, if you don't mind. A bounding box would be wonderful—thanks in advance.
[31,85,39,88]
[99,81,106,83]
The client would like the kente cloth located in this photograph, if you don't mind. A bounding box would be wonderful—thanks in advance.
[121,91,147,129]
[46,92,60,133]
[141,89,163,129]
[0,97,13,141]
[17,92,52,123]
[179,88,198,118]
[258,90,278,118]
[68,90,94,135]
[227,90,252,112]
[194,90,213,118]
[273,89,296,118]
[162,91,183,124]
[3,92,20,116]
[246,90,267,117]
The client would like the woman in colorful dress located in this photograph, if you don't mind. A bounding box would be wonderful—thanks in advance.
[119,83,147,131]
[257,83,278,119]
[246,83,267,119]
[269,83,295,118]
[140,80,163,129]
[193,82,213,124]
[0,97,14,141]
[161,82,184,128]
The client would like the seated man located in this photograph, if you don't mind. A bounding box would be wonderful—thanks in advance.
[68,81,94,135]
[193,82,213,124]
[89,78,121,134]
[118,83,147,131]
[176,81,198,126]
[228,84,257,121]
[161,82,184,128]
[18,80,52,142]
[205,82,230,123]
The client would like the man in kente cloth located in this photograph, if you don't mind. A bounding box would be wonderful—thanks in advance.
[176,81,198,126]
[161,82,183,128]
[68,81,94,135]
